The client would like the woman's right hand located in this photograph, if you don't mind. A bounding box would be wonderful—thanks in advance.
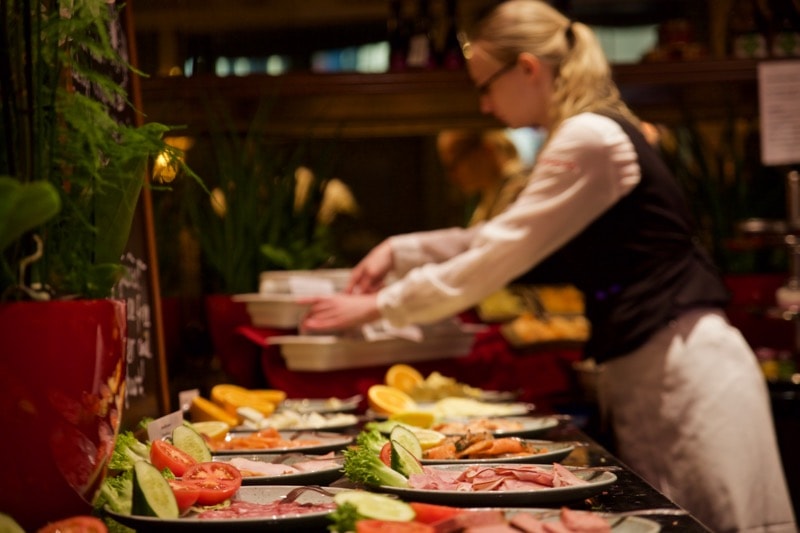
[347,239,394,294]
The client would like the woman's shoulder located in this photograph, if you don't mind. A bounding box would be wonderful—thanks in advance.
[553,112,634,155]
[560,112,627,136]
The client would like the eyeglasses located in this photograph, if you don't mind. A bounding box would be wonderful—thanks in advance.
[475,60,517,95]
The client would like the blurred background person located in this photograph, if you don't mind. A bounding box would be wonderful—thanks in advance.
[436,128,587,411]
[437,128,528,226]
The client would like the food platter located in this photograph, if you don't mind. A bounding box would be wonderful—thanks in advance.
[211,431,353,456]
[477,389,521,402]
[375,464,617,506]
[213,453,344,485]
[235,411,359,432]
[421,439,574,465]
[280,396,362,414]
[421,397,533,418]
[491,508,660,532]
[105,485,350,532]
[432,416,560,438]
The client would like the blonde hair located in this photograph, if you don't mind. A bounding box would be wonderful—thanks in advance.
[437,129,522,174]
[467,0,639,130]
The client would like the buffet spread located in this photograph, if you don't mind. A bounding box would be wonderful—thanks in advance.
[23,364,712,533]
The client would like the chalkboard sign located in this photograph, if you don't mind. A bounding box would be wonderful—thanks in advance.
[110,0,171,429]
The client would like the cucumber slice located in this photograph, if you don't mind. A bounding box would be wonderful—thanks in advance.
[391,440,424,477]
[389,424,422,459]
[172,424,212,463]
[132,461,179,518]
[333,491,415,522]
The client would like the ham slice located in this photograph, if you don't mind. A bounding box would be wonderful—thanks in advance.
[509,512,548,533]
[409,464,589,492]
[225,457,299,477]
[552,464,589,487]
[433,509,506,532]
[559,508,611,532]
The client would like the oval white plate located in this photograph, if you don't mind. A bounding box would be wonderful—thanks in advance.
[211,431,353,456]
[375,464,617,506]
[213,452,344,485]
[106,485,350,532]
[421,439,574,465]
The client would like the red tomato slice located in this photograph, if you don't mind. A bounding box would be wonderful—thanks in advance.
[150,439,198,477]
[379,441,392,467]
[182,461,242,506]
[168,479,201,513]
[356,520,434,533]
[408,502,463,524]
[37,516,108,533]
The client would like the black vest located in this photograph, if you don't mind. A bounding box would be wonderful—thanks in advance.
[514,115,730,363]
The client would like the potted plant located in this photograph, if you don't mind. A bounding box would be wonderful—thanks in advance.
[161,102,353,387]
[0,0,195,528]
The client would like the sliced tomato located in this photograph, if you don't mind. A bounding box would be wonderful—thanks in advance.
[37,516,108,533]
[356,520,434,533]
[408,502,463,524]
[182,461,242,506]
[168,478,201,513]
[379,441,392,467]
[150,439,198,477]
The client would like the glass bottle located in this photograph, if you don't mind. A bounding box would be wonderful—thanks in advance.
[406,0,435,69]
[729,0,769,58]
[768,0,800,56]
[438,0,464,69]
[388,0,409,71]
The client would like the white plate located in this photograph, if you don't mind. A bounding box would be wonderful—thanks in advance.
[211,431,353,456]
[236,412,359,432]
[432,416,560,438]
[489,508,660,532]
[374,464,617,506]
[259,269,351,294]
[280,396,361,414]
[421,397,533,418]
[268,331,480,371]
[105,485,349,532]
[478,390,521,402]
[421,440,574,465]
[213,453,344,485]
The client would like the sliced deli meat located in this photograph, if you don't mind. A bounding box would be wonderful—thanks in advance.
[409,464,586,492]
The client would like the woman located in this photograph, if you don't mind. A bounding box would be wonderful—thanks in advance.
[436,128,586,408]
[300,2,796,531]
[436,128,528,226]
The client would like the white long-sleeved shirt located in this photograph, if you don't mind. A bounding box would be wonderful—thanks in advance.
[378,113,642,327]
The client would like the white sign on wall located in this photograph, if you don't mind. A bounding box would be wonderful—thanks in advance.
[758,60,800,167]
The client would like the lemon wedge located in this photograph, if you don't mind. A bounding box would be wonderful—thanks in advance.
[410,427,447,450]
[389,410,435,429]
[190,420,230,441]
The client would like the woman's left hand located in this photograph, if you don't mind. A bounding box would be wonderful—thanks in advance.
[298,293,382,332]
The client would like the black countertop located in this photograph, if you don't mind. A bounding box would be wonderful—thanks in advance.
[539,418,711,532]
[326,414,711,532]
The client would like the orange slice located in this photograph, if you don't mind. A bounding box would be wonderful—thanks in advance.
[368,384,417,416]
[189,396,239,427]
[385,364,424,393]
[211,384,277,418]
[249,389,287,405]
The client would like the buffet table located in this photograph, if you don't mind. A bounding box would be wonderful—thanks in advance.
[538,418,711,532]
[330,414,712,533]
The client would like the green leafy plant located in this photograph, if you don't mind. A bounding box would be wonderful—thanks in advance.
[181,103,339,295]
[0,0,195,300]
[658,116,786,274]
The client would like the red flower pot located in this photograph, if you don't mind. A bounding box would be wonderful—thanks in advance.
[204,294,265,388]
[0,299,127,531]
